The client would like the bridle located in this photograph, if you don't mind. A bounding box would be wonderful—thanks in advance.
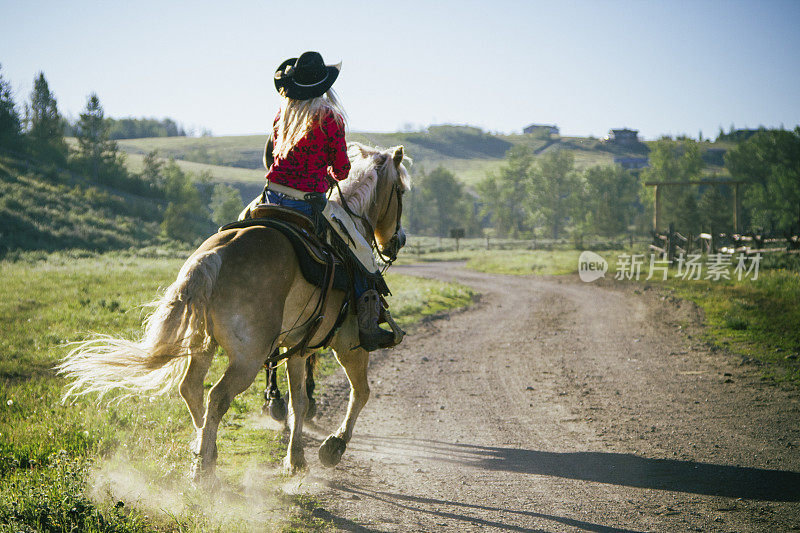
[331,171,405,271]
[374,182,405,268]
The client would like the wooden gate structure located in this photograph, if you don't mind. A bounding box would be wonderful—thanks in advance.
[644,179,747,233]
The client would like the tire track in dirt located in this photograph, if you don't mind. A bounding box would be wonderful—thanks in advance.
[299,263,800,532]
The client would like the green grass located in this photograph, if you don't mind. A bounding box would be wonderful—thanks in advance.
[384,272,475,323]
[0,155,166,253]
[116,136,266,170]
[0,250,475,532]
[111,128,658,190]
[664,269,800,383]
[123,152,265,185]
[466,249,583,275]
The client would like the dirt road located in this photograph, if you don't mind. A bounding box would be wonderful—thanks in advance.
[301,263,800,532]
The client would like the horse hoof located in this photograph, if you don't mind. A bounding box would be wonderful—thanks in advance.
[319,435,346,467]
[305,397,317,420]
[268,397,287,422]
[190,462,220,491]
[283,455,307,476]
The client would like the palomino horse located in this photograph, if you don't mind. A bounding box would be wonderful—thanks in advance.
[58,142,410,481]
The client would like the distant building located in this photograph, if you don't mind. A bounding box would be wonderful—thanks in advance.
[614,156,649,170]
[523,123,559,136]
[605,128,639,145]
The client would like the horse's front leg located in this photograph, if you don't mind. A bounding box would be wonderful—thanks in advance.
[305,354,317,419]
[319,345,369,467]
[262,355,287,421]
[284,354,309,474]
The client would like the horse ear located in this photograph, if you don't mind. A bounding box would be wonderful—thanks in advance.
[392,145,404,167]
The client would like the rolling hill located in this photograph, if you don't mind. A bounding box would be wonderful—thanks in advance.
[115,125,650,189]
[0,154,167,254]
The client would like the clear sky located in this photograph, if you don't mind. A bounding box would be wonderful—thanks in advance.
[2,0,799,139]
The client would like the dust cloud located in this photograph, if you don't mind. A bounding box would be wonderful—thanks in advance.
[88,454,294,532]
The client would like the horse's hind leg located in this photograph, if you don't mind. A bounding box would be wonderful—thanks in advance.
[193,355,264,483]
[180,345,215,432]
[284,354,310,474]
[319,346,369,467]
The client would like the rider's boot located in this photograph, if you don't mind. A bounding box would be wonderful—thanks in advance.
[357,289,396,351]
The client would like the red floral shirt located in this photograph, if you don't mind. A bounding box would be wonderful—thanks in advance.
[265,110,350,193]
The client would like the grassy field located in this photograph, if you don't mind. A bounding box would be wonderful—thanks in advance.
[123,152,265,185]
[0,250,475,532]
[112,128,649,190]
[0,155,166,253]
[110,127,736,196]
[665,265,800,383]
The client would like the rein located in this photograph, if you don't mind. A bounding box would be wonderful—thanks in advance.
[331,174,403,269]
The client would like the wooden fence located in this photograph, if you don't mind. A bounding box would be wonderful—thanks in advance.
[650,223,800,260]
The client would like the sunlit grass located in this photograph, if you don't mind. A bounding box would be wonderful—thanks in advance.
[664,269,800,383]
[0,251,475,532]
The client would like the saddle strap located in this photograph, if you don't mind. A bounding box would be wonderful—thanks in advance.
[266,249,337,365]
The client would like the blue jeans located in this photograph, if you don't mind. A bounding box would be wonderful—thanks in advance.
[265,190,313,218]
[266,190,369,298]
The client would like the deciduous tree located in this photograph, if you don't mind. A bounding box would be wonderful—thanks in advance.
[209,183,244,226]
[476,146,534,237]
[581,165,640,236]
[529,150,581,239]
[726,128,800,233]
[641,138,705,234]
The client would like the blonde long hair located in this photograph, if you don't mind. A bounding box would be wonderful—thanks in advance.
[274,89,347,159]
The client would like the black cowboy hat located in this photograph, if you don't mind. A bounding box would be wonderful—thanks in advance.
[274,51,341,100]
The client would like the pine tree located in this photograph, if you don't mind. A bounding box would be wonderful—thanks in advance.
[0,64,23,152]
[75,93,124,183]
[26,72,67,164]
[141,149,164,188]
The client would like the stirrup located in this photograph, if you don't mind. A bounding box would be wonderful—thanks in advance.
[358,328,396,352]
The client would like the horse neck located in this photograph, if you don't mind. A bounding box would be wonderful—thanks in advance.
[330,174,378,238]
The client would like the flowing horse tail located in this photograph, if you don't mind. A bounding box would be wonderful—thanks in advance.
[58,250,222,400]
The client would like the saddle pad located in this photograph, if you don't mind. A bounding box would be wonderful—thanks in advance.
[219,218,350,292]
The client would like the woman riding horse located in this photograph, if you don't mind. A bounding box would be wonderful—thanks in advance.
[265,51,394,352]
[58,52,411,481]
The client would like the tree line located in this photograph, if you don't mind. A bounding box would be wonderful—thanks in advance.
[0,65,241,247]
[65,116,187,140]
[405,131,800,240]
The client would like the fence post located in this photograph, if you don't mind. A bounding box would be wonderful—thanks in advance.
[667,222,675,262]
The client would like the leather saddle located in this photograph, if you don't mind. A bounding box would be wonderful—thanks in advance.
[218,203,402,359]
[249,204,315,234]
[219,206,350,293]
[219,207,351,360]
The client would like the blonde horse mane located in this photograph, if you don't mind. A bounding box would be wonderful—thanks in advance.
[329,142,412,217]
